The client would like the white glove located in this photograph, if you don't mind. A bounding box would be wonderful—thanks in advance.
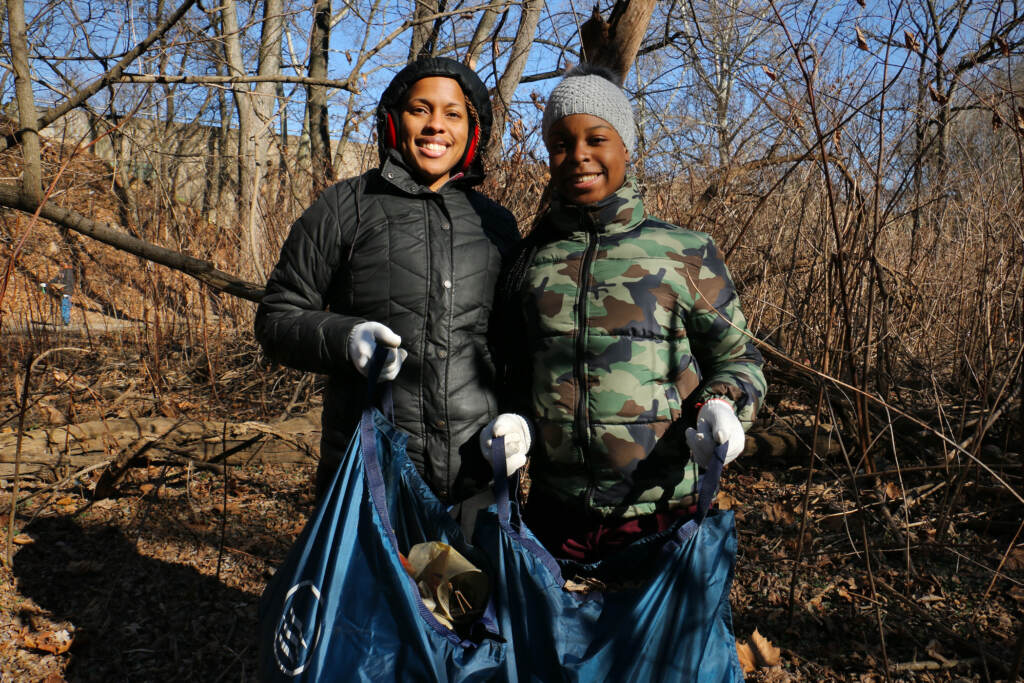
[685,398,745,468]
[479,413,531,476]
[348,321,408,381]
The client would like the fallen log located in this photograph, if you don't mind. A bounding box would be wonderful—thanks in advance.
[0,410,322,479]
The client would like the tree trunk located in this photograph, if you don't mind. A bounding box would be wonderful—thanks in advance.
[307,0,334,196]
[603,0,657,81]
[408,0,437,61]
[581,0,657,83]
[486,0,545,169]
[6,0,42,203]
[0,414,323,480]
[466,6,500,69]
[221,0,272,281]
[202,49,230,225]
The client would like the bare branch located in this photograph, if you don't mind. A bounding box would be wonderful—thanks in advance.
[0,0,200,155]
[0,184,264,302]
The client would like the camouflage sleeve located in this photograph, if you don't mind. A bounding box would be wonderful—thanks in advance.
[684,238,766,431]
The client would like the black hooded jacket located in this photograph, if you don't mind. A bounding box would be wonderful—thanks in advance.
[255,58,518,502]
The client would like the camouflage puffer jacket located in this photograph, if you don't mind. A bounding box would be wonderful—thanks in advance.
[521,177,766,519]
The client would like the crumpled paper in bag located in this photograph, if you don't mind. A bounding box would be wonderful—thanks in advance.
[403,541,490,629]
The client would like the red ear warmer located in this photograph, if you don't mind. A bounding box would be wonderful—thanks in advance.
[383,112,398,149]
[461,124,480,172]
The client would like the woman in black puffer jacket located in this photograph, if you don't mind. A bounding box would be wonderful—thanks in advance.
[255,57,524,503]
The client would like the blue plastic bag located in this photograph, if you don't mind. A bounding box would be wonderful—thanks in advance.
[258,366,508,682]
[475,437,744,682]
[260,349,742,681]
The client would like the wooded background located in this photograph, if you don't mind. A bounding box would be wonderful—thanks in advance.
[1,0,1023,678]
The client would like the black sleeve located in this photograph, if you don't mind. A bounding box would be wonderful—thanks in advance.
[468,192,520,259]
[489,240,535,417]
[254,179,365,376]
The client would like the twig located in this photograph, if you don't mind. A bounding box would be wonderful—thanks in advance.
[279,373,311,421]
[216,422,228,584]
[892,657,977,671]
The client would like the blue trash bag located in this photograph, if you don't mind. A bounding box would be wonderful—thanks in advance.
[258,353,508,682]
[259,348,742,682]
[476,437,744,683]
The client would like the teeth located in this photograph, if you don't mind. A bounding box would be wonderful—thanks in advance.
[423,143,447,152]
[575,173,600,183]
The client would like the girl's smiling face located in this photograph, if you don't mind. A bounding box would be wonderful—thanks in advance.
[546,114,628,205]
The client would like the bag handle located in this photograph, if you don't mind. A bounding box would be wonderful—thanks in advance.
[488,437,565,579]
[364,342,395,419]
[488,436,513,525]
[695,442,728,523]
[356,348,477,645]
[674,441,729,542]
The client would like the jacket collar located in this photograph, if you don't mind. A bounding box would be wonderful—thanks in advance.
[546,175,646,235]
[379,148,468,197]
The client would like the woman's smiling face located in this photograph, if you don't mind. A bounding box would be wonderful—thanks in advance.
[398,77,470,191]
[546,114,628,205]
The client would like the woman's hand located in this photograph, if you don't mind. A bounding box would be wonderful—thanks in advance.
[479,414,532,476]
[685,398,745,467]
[348,322,408,381]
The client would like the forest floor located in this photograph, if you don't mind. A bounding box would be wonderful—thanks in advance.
[0,328,1022,682]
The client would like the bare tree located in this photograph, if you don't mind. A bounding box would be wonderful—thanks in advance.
[6,0,42,203]
[486,0,545,168]
[307,0,333,195]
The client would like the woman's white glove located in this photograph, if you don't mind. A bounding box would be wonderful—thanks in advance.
[348,322,408,381]
[479,414,531,476]
[685,398,745,468]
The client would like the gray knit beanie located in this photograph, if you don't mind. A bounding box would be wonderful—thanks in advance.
[541,64,635,155]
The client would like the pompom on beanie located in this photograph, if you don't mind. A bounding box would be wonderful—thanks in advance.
[541,64,636,155]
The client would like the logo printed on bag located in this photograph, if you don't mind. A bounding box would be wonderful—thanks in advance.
[274,581,324,676]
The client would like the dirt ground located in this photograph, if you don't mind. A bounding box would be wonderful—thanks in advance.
[1,331,1021,682]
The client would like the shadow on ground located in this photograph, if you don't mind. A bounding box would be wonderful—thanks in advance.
[14,516,260,682]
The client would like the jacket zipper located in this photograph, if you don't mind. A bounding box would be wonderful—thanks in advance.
[575,221,597,508]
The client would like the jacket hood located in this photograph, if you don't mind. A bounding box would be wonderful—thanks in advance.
[376,57,493,187]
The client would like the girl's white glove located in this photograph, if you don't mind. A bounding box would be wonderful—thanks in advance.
[479,413,531,476]
[348,322,408,381]
[684,398,745,467]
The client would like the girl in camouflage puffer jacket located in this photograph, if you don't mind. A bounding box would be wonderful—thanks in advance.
[494,65,766,562]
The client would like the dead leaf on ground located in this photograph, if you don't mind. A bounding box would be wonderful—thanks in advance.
[766,502,796,525]
[737,628,781,671]
[717,492,736,510]
[139,483,155,495]
[13,533,36,545]
[19,629,73,655]
[737,641,757,673]
[1003,546,1024,571]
